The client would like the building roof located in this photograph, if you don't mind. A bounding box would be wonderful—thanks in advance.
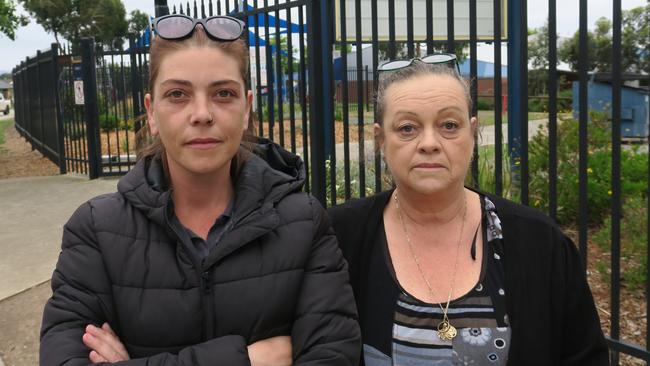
[0,80,11,90]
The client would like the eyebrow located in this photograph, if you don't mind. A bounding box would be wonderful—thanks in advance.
[159,79,242,88]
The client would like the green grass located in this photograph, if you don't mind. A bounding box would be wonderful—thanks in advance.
[476,111,567,126]
[0,119,12,146]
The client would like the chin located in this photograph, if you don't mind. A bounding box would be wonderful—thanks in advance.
[400,177,456,196]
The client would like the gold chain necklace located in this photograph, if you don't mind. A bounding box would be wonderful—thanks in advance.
[393,189,467,341]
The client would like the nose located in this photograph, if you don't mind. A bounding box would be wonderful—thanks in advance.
[417,127,441,154]
[190,94,213,126]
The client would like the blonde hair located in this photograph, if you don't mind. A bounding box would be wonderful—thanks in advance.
[375,62,473,126]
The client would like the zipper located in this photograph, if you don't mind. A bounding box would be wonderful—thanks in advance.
[164,209,215,341]
[200,265,216,339]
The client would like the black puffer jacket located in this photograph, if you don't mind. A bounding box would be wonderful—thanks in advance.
[40,142,361,365]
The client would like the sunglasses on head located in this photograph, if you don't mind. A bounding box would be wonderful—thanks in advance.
[151,14,246,41]
[378,53,460,74]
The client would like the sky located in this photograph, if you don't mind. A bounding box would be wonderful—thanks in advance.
[0,0,647,73]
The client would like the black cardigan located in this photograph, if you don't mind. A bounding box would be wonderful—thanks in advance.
[328,189,609,366]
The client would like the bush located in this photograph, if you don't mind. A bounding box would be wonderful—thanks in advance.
[99,113,119,131]
[476,97,495,111]
[528,97,546,112]
[528,112,648,226]
[593,195,648,290]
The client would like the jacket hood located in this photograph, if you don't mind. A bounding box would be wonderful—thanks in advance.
[117,138,306,227]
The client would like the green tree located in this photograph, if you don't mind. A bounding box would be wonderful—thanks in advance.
[128,9,149,34]
[0,0,28,40]
[558,5,649,73]
[21,0,128,49]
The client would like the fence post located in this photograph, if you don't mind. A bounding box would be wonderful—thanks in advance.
[128,35,143,131]
[81,38,101,179]
[306,0,334,205]
[51,43,66,174]
[37,50,47,155]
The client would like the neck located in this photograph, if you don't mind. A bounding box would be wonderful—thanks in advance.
[168,161,234,212]
[394,185,467,226]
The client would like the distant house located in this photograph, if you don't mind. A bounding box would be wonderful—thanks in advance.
[0,80,12,100]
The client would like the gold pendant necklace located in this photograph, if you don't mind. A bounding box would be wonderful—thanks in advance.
[394,189,467,341]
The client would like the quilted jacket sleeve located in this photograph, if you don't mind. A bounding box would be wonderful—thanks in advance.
[290,197,362,365]
[40,202,252,366]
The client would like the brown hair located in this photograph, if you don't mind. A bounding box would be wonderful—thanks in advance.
[136,25,256,178]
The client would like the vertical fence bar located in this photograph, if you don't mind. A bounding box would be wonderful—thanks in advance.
[446,0,454,53]
[519,0,528,205]
[647,39,650,364]
[298,6,309,192]
[425,0,433,54]
[548,0,558,220]
[355,0,366,198]
[252,0,263,137]
[493,0,502,196]
[264,0,275,141]
[388,0,395,59]
[372,0,381,193]
[340,0,351,200]
[36,50,45,154]
[307,0,328,204]
[578,0,589,270]
[81,38,101,179]
[469,0,478,187]
[328,0,337,207]
[275,6,284,147]
[610,1,622,365]
[52,43,66,174]
[286,6,297,154]
[406,0,414,58]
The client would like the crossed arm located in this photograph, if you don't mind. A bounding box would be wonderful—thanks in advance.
[41,201,360,365]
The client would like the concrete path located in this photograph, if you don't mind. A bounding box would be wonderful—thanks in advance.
[0,175,118,301]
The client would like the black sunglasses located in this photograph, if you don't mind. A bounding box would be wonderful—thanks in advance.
[378,53,460,74]
[151,14,246,41]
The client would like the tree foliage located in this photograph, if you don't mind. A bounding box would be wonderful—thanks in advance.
[0,0,28,40]
[21,0,128,49]
[557,5,649,73]
[128,9,149,35]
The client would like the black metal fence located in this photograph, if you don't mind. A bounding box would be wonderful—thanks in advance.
[11,0,650,363]
[12,45,65,173]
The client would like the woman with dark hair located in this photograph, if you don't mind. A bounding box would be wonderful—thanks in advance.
[328,55,608,365]
[40,15,360,365]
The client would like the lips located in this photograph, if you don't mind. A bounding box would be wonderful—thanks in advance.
[186,137,221,149]
[414,163,445,169]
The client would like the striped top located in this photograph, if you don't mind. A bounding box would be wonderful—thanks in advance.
[363,195,511,366]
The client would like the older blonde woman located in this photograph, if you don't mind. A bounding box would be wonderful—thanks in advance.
[328,55,608,366]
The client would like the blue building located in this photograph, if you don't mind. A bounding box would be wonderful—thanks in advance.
[572,77,649,138]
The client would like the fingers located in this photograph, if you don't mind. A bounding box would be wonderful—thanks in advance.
[102,322,118,337]
[89,350,109,364]
[83,324,130,362]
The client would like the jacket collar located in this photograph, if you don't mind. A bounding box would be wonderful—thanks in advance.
[117,139,305,265]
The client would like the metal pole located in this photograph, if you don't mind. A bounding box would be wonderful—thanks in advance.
[81,38,101,179]
[507,0,525,202]
[306,0,332,205]
[154,0,170,17]
[52,43,66,174]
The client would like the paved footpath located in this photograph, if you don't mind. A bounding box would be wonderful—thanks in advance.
[0,175,118,301]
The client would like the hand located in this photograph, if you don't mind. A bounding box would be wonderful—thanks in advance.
[248,336,292,366]
[82,323,130,363]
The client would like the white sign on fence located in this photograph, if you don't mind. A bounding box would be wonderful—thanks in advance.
[74,80,84,105]
[335,0,507,42]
